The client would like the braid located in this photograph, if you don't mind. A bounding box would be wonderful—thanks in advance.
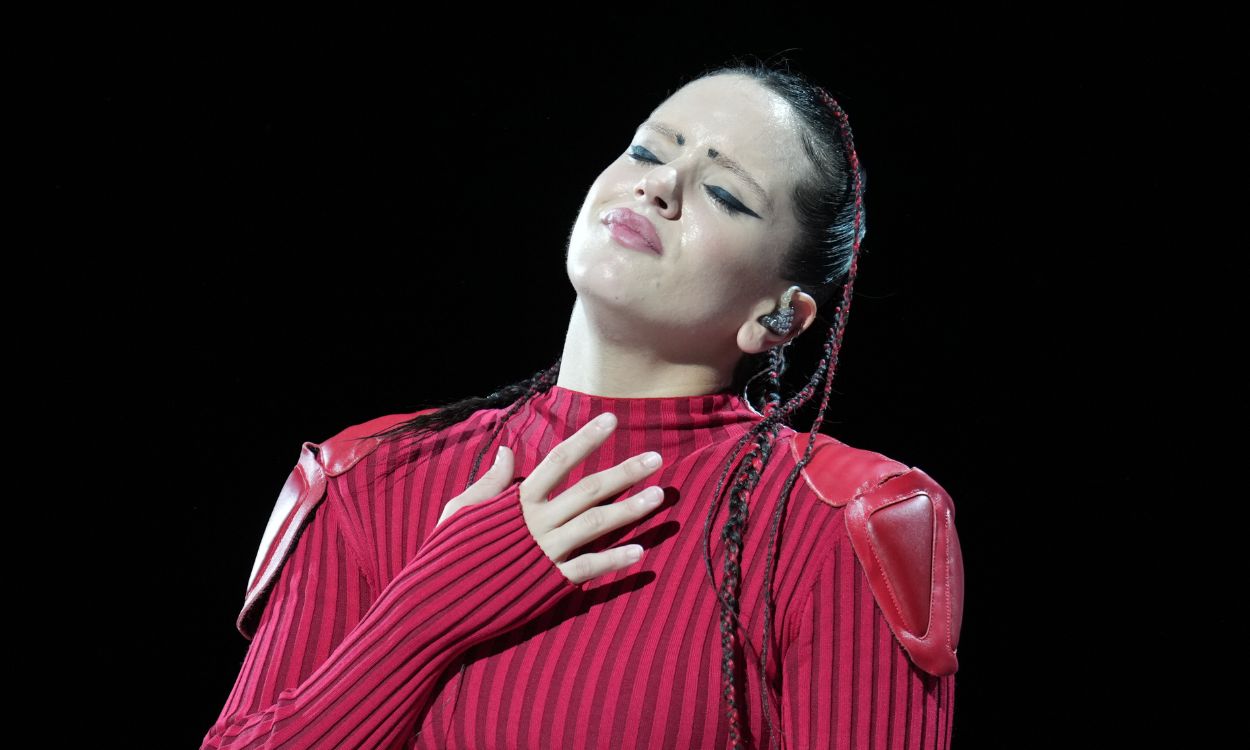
[711,341,785,748]
[362,357,563,700]
[361,358,563,485]
[359,67,866,750]
[704,82,866,749]
[799,87,864,450]
[462,359,560,490]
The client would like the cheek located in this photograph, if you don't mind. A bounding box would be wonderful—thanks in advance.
[676,225,768,308]
[683,217,760,276]
[594,165,641,205]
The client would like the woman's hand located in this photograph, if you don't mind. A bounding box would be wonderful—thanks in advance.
[435,411,665,585]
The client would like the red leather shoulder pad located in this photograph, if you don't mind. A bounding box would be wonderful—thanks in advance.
[790,431,910,509]
[792,431,965,676]
[235,407,438,640]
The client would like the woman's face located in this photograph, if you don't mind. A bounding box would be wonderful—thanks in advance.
[565,73,809,359]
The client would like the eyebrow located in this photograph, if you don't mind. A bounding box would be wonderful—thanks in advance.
[639,120,774,214]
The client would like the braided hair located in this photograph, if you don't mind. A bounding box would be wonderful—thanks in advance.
[363,55,866,750]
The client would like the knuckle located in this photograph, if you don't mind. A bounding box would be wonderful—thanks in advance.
[582,505,609,532]
[570,556,592,582]
[579,475,603,499]
[546,443,570,465]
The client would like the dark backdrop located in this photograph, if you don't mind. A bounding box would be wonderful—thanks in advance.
[34,10,1233,748]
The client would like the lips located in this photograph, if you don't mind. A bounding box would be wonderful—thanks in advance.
[602,207,663,254]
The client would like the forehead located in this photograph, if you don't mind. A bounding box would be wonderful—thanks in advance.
[641,75,802,172]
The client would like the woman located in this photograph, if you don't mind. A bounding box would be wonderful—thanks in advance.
[202,58,964,749]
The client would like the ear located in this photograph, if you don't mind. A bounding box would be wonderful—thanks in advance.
[736,288,819,355]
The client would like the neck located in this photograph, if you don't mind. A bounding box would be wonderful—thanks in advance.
[557,295,744,399]
[498,382,767,523]
[513,382,763,463]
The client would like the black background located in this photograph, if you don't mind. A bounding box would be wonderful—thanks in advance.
[26,9,1235,747]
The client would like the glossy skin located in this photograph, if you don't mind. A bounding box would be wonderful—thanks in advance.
[560,73,821,399]
[436,74,834,583]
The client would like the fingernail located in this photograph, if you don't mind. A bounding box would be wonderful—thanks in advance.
[625,544,643,562]
[595,412,617,430]
[493,446,504,466]
[639,486,663,506]
[640,451,661,468]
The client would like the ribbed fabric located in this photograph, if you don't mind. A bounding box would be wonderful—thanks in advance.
[203,384,955,749]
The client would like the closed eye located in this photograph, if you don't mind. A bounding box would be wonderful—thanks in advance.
[626,146,759,219]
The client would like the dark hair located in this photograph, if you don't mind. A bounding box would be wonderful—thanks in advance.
[363,54,866,750]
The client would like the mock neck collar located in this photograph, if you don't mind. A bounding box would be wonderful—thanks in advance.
[513,383,763,448]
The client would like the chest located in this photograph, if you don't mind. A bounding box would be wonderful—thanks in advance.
[411,586,747,748]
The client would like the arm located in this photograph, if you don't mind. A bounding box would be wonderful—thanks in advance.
[779,533,955,749]
[201,479,583,750]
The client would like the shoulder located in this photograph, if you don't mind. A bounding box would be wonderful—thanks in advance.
[787,430,964,677]
[234,407,439,639]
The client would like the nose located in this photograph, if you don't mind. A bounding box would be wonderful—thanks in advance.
[633,159,683,220]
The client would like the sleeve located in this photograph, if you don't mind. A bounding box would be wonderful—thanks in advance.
[780,528,955,749]
[200,479,584,750]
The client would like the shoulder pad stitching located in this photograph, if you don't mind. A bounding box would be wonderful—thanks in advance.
[317,407,440,476]
[237,441,328,639]
[849,474,920,636]
[790,431,908,507]
[845,467,961,675]
[235,407,437,639]
[943,505,956,656]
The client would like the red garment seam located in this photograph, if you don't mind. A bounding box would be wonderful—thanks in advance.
[324,473,380,597]
[780,510,845,662]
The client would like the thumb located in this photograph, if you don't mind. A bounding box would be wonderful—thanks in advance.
[438,447,519,528]
[492,444,513,475]
[479,445,514,496]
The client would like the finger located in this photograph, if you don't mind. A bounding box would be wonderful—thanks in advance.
[544,485,664,563]
[461,446,515,508]
[546,450,664,528]
[519,412,616,507]
[557,544,645,585]
[492,445,514,481]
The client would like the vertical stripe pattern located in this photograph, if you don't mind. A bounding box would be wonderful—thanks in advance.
[203,385,956,748]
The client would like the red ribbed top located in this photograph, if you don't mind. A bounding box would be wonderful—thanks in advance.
[202,384,955,749]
